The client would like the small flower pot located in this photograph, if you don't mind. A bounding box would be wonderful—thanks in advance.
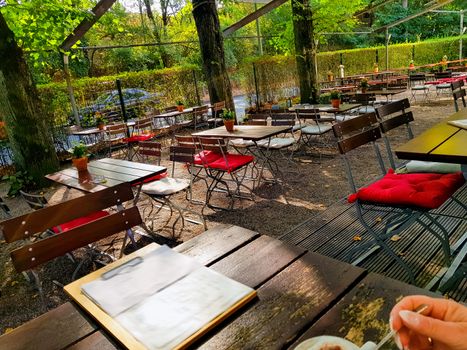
[409,63,415,70]
[97,123,105,130]
[361,88,367,94]
[331,99,340,109]
[72,157,88,172]
[224,119,235,132]
[176,105,184,112]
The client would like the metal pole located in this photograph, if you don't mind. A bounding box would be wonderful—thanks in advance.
[385,28,389,71]
[116,79,129,137]
[460,10,464,60]
[63,54,80,126]
[254,3,263,55]
[192,70,201,106]
[252,63,260,109]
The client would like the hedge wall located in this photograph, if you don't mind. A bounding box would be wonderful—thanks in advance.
[37,65,203,127]
[242,35,467,103]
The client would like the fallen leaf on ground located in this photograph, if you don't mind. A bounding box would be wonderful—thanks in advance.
[390,235,401,242]
[3,328,13,334]
[353,235,362,241]
[10,281,18,287]
[375,217,382,223]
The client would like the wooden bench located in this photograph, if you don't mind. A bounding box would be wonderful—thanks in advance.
[1,183,142,296]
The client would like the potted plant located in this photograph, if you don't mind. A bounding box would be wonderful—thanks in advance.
[409,59,415,70]
[70,142,89,172]
[330,90,341,109]
[360,78,369,93]
[373,62,379,73]
[222,109,236,132]
[176,100,184,112]
[95,112,107,130]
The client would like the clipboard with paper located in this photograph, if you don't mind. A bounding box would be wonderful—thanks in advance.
[64,244,256,350]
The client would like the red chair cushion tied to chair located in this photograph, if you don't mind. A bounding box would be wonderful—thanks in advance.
[207,154,254,173]
[193,150,222,165]
[124,134,154,143]
[348,169,465,209]
[132,172,168,186]
[52,210,110,233]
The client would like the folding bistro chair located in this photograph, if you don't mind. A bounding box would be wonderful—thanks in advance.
[196,137,254,210]
[295,108,334,162]
[207,101,225,128]
[140,142,206,238]
[2,183,141,306]
[434,71,453,97]
[333,113,465,283]
[125,117,156,160]
[409,73,430,101]
[452,88,466,112]
[192,105,209,130]
[105,122,129,158]
[257,112,297,160]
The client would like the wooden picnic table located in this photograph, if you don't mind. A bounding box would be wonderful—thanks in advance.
[395,108,467,164]
[0,224,437,350]
[290,103,361,114]
[342,89,406,97]
[45,158,167,193]
[192,124,291,141]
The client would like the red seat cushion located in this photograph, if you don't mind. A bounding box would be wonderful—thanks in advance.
[207,154,254,172]
[124,134,154,143]
[132,172,168,186]
[348,169,465,209]
[52,210,110,233]
[193,150,222,165]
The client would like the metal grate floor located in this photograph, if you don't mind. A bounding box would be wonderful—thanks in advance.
[280,184,467,302]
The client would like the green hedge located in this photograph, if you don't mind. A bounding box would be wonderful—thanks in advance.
[38,65,203,126]
[242,35,467,102]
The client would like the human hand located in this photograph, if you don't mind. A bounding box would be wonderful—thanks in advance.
[390,295,467,350]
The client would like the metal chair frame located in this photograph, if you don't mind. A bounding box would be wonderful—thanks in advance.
[333,113,454,284]
[138,141,206,239]
[105,123,129,158]
[197,137,254,210]
[409,74,430,101]
[208,101,225,128]
[452,88,466,112]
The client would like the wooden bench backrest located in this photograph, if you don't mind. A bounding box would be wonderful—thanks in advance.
[2,183,134,244]
[2,183,140,273]
[333,112,381,154]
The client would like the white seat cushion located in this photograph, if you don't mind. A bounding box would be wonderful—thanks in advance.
[436,83,451,89]
[356,106,375,114]
[301,124,332,135]
[257,137,295,149]
[412,85,429,90]
[335,114,359,122]
[293,124,304,131]
[142,177,190,196]
[229,138,255,148]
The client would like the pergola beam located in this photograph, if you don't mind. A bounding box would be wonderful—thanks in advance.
[223,0,287,37]
[60,0,117,51]
[374,0,454,31]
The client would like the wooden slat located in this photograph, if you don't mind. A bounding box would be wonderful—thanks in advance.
[197,252,365,349]
[2,183,133,243]
[0,302,97,350]
[10,207,141,272]
[67,330,119,350]
[379,111,414,133]
[375,98,410,118]
[59,167,139,183]
[337,128,381,154]
[290,273,437,349]
[174,224,259,265]
[211,235,305,288]
[93,158,165,173]
[45,172,110,193]
[333,113,378,137]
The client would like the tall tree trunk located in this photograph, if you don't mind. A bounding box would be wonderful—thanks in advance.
[192,0,234,110]
[143,0,171,68]
[292,0,318,104]
[0,13,59,186]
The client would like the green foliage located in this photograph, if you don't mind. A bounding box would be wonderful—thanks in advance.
[329,90,340,99]
[176,100,184,106]
[37,65,201,126]
[221,108,235,120]
[94,112,106,125]
[70,142,88,159]
[360,78,369,88]
[2,171,35,197]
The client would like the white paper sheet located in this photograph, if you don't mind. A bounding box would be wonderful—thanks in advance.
[81,245,201,316]
[448,119,467,130]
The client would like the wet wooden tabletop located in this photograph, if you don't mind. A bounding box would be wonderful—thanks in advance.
[45,158,167,193]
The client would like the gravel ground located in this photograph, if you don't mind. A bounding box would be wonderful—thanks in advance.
[0,95,457,334]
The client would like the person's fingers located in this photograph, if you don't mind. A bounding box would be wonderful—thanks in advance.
[390,296,435,331]
[399,310,463,342]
